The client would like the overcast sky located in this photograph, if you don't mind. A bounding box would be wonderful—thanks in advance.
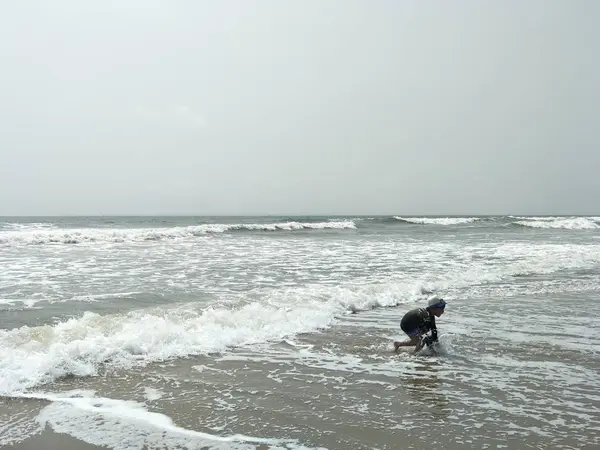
[1,1,598,216]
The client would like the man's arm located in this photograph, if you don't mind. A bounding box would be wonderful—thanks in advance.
[418,318,438,351]
[412,336,425,354]
[430,318,438,342]
[431,328,437,343]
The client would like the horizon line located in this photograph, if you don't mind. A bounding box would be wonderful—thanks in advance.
[1,213,600,218]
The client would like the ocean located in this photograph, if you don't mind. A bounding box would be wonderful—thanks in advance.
[1,215,599,449]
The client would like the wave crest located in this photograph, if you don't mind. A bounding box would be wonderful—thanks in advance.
[0,281,418,394]
[0,221,356,245]
[513,218,599,230]
[394,217,479,225]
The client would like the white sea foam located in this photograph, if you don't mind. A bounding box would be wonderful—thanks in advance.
[0,221,356,245]
[0,408,43,446]
[0,222,56,231]
[394,217,479,225]
[16,391,306,450]
[70,291,143,302]
[0,298,40,308]
[514,217,599,230]
[509,216,563,221]
[0,281,412,394]
[143,387,164,401]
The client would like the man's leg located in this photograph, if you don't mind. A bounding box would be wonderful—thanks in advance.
[394,335,419,352]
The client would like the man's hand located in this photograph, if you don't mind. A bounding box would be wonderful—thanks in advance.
[413,337,425,354]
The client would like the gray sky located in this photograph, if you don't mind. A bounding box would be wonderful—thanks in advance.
[1,0,598,216]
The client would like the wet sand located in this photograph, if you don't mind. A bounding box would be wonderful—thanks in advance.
[9,430,102,450]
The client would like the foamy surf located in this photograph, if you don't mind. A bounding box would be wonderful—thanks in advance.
[513,217,599,230]
[0,220,356,245]
[143,387,164,402]
[0,298,40,308]
[394,217,479,225]
[0,282,414,395]
[0,222,57,231]
[10,391,313,450]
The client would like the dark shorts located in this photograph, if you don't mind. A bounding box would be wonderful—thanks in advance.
[400,312,422,336]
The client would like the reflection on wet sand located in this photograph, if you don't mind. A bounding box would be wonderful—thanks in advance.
[401,359,451,419]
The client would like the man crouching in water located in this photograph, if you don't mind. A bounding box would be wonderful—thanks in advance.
[394,296,446,354]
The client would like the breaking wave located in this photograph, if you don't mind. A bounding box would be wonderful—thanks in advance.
[394,217,480,225]
[513,217,599,230]
[0,281,416,394]
[0,221,356,245]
